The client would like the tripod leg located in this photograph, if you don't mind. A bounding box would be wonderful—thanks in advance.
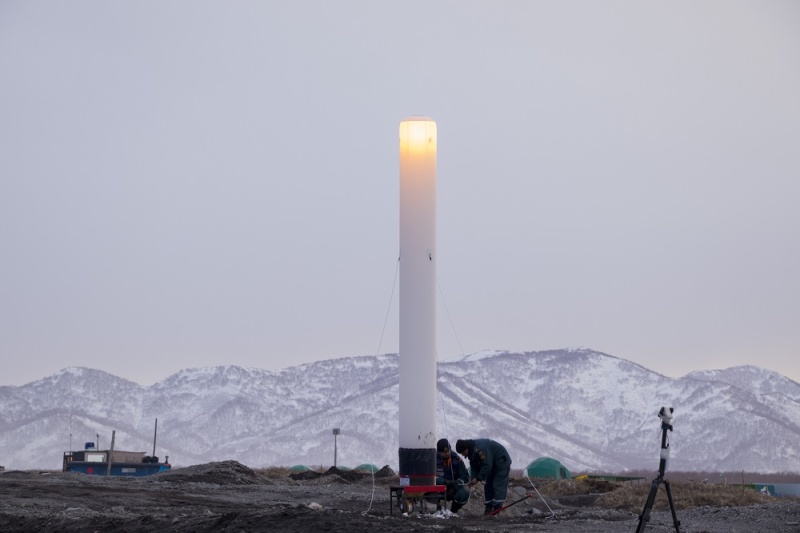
[635,478,661,533]
[663,480,681,532]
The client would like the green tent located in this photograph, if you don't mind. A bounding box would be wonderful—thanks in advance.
[526,457,571,479]
[354,464,379,473]
[289,465,311,472]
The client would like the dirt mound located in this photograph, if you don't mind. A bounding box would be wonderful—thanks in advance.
[303,473,350,485]
[290,470,323,481]
[375,465,395,478]
[323,466,370,482]
[158,460,264,485]
[290,465,396,483]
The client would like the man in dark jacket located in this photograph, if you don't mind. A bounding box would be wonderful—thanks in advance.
[435,438,470,513]
[456,438,512,515]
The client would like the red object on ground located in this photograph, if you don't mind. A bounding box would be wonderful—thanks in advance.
[488,493,532,516]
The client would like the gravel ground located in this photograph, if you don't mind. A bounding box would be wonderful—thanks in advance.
[1,461,799,532]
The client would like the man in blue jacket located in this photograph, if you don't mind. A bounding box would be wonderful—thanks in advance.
[456,438,512,515]
[435,438,470,513]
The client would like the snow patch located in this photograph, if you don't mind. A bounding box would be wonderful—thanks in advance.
[456,350,506,362]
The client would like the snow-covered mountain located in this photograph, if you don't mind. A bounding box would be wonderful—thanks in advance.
[1,349,798,474]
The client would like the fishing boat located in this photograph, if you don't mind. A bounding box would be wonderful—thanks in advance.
[62,445,170,476]
[62,419,170,477]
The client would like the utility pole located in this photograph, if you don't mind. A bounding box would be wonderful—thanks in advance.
[106,430,116,477]
[152,418,158,457]
[332,428,340,468]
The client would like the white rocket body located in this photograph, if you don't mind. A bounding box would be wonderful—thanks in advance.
[398,117,437,484]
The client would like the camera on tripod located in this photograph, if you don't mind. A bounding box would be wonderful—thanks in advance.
[636,406,681,533]
[658,406,673,431]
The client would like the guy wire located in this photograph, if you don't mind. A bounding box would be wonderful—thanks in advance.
[437,274,466,358]
[376,256,399,355]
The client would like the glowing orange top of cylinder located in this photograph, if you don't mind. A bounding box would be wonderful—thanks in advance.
[399,116,437,155]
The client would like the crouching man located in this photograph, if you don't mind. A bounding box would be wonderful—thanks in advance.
[436,438,470,513]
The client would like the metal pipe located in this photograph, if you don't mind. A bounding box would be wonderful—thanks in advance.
[152,418,158,457]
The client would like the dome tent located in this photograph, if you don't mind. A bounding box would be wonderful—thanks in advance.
[289,465,311,472]
[526,457,571,479]
[354,464,379,473]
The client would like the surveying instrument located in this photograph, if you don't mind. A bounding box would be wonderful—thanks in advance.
[635,406,681,533]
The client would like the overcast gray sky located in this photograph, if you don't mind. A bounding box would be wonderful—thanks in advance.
[2,1,798,387]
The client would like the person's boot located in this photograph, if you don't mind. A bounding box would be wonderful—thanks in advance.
[450,501,463,513]
[484,504,494,515]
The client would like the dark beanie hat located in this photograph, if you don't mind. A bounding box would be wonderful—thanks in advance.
[436,439,450,452]
[455,439,469,453]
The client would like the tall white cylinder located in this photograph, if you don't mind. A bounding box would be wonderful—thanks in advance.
[398,116,437,485]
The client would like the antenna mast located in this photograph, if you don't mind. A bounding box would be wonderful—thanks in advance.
[152,418,158,457]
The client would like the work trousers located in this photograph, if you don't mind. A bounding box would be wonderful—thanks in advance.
[484,465,510,506]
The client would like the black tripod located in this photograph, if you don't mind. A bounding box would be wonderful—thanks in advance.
[636,407,681,533]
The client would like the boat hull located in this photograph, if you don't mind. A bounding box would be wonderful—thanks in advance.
[65,461,171,477]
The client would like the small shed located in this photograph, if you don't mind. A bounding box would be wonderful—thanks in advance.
[526,457,571,479]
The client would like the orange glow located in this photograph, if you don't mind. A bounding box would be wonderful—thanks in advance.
[399,117,436,155]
